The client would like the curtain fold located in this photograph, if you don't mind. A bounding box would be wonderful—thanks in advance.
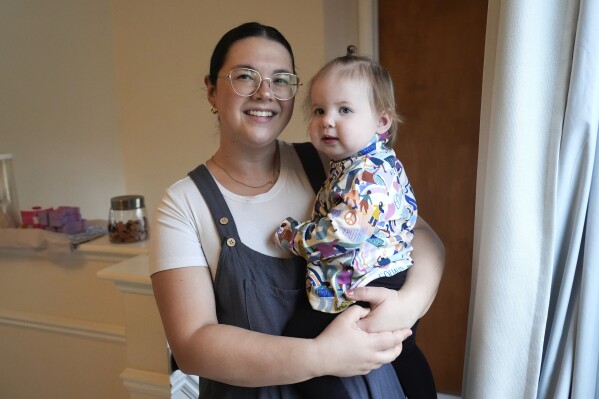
[538,1,599,397]
[463,0,598,397]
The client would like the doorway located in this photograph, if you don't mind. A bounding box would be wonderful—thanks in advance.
[379,0,488,395]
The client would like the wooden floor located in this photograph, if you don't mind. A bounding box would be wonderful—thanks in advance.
[438,393,461,399]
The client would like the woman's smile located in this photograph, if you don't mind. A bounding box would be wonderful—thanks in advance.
[245,109,276,117]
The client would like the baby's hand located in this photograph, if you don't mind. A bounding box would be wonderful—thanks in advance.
[346,286,413,332]
[274,217,298,251]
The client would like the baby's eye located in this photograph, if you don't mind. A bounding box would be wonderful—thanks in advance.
[313,108,325,116]
[339,106,352,114]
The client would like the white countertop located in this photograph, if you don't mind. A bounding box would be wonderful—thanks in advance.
[0,228,153,295]
[0,227,148,259]
[90,236,152,295]
[79,235,149,257]
[96,252,153,295]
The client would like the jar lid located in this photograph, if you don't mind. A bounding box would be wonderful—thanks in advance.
[110,195,145,210]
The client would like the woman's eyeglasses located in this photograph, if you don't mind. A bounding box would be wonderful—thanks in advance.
[218,67,301,101]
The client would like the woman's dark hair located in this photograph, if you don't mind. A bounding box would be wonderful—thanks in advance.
[208,22,296,84]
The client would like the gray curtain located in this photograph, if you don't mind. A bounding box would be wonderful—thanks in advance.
[463,0,599,397]
[538,0,599,396]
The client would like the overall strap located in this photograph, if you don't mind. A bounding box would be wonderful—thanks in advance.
[293,142,326,194]
[187,164,240,241]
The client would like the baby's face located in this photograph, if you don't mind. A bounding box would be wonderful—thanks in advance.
[308,73,388,161]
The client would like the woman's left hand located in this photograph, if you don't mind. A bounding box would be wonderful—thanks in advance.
[346,286,418,333]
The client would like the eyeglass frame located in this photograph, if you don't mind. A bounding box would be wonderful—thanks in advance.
[217,67,302,101]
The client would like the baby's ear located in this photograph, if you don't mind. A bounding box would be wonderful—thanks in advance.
[376,112,392,134]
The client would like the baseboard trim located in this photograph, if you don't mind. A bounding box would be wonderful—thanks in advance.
[0,308,126,344]
[171,369,200,398]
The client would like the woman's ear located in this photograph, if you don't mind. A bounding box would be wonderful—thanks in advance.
[205,75,216,105]
[376,112,392,134]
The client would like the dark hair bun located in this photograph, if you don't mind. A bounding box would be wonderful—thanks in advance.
[346,45,358,56]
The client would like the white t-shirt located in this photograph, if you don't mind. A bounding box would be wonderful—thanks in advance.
[149,141,320,280]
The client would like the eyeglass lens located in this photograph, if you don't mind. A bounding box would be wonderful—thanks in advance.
[228,68,299,100]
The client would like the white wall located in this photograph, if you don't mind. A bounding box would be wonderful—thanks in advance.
[0,0,363,220]
[1,0,125,219]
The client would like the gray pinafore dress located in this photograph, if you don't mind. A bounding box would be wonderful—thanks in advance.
[187,143,405,399]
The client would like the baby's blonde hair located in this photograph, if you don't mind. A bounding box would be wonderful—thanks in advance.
[304,46,403,145]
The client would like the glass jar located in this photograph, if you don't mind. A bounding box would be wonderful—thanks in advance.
[108,195,149,243]
[0,153,20,228]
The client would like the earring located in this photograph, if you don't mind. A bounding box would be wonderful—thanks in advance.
[210,106,218,114]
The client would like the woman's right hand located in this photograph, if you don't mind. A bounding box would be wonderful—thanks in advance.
[313,305,412,377]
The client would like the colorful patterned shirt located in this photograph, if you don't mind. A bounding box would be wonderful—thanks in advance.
[275,133,418,313]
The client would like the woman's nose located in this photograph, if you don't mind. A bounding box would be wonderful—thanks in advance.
[253,79,273,99]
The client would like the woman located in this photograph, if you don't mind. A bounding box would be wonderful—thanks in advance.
[150,22,444,398]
